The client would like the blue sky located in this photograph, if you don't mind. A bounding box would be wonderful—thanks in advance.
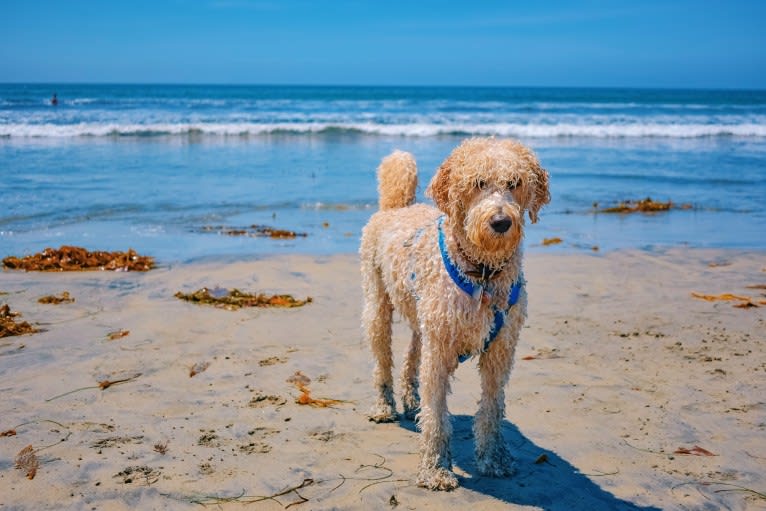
[2,0,764,88]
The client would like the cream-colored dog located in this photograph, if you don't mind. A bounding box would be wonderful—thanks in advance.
[360,137,550,490]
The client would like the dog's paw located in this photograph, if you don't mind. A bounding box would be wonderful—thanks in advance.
[401,392,420,421]
[476,443,516,477]
[368,401,398,423]
[417,466,459,491]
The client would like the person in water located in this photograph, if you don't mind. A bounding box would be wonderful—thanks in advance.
[51,93,58,106]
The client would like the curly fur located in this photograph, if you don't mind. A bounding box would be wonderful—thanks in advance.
[360,137,550,490]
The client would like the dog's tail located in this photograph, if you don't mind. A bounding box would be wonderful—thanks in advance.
[377,150,417,210]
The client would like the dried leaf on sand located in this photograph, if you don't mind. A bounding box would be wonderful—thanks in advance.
[674,445,717,456]
[691,292,750,302]
[189,361,210,377]
[598,197,691,214]
[199,224,307,239]
[2,246,154,272]
[175,288,312,310]
[14,445,39,479]
[1,304,38,338]
[107,329,130,341]
[38,291,75,304]
[733,301,759,309]
[1,429,17,437]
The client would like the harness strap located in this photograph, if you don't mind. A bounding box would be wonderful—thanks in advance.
[436,217,523,363]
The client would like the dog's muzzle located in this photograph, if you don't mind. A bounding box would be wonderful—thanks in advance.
[490,214,512,234]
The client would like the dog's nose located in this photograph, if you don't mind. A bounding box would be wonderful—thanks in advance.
[490,215,512,234]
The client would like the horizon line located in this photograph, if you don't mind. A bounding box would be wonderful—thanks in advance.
[1,82,765,93]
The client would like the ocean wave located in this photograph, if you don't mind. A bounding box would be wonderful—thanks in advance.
[2,121,766,138]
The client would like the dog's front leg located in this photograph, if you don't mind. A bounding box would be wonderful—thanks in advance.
[474,330,517,477]
[416,336,459,491]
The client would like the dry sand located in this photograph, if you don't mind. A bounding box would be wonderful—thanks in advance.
[1,249,764,510]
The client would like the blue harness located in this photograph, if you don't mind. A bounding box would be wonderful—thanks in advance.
[437,216,523,363]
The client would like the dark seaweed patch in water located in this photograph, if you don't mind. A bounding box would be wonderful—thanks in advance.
[596,197,692,214]
[198,224,307,239]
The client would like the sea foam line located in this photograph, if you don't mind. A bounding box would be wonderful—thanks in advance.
[2,122,766,138]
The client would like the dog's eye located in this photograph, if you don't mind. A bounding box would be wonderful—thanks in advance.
[507,179,520,191]
[476,179,487,190]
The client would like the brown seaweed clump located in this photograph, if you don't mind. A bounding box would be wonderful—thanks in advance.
[38,291,75,304]
[1,304,38,338]
[3,246,154,272]
[200,225,307,239]
[14,445,39,480]
[597,197,692,214]
[175,288,312,310]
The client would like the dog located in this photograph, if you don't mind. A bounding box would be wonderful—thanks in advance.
[360,137,550,490]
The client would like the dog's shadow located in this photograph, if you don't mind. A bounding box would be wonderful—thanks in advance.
[400,415,661,511]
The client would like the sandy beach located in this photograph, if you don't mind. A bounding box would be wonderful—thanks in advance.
[1,248,765,510]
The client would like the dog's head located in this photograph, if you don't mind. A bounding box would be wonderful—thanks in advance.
[426,138,550,262]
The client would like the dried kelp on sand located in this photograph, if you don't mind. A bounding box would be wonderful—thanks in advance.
[0,304,38,338]
[3,246,154,272]
[38,291,75,304]
[175,288,312,310]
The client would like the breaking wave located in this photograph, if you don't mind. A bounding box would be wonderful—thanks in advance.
[3,121,766,138]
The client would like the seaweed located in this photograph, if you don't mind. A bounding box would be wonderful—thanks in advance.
[114,465,161,485]
[597,197,691,214]
[691,292,761,308]
[106,329,130,341]
[38,291,75,304]
[3,246,154,272]
[286,371,349,408]
[674,445,717,456]
[189,361,210,377]
[175,287,312,310]
[0,304,38,338]
[14,445,39,480]
[153,441,169,455]
[542,237,563,246]
[45,373,142,401]
[199,224,308,239]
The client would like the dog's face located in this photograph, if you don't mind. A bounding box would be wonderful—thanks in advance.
[426,138,550,261]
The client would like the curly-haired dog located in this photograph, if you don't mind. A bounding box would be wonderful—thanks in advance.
[360,137,550,490]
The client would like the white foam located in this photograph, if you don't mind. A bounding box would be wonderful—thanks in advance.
[1,121,765,138]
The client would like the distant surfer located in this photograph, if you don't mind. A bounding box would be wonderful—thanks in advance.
[51,93,58,106]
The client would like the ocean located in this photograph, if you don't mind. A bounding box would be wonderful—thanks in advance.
[1,84,765,263]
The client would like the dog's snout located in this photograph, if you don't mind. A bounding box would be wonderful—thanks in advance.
[490,215,512,234]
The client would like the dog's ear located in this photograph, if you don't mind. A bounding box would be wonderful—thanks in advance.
[528,160,551,224]
[426,158,452,213]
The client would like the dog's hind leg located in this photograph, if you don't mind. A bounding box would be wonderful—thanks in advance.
[399,330,421,420]
[363,267,398,423]
[474,332,517,477]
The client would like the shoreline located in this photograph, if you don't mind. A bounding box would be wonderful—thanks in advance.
[1,247,764,510]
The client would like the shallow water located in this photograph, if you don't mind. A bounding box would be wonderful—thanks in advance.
[1,85,765,262]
